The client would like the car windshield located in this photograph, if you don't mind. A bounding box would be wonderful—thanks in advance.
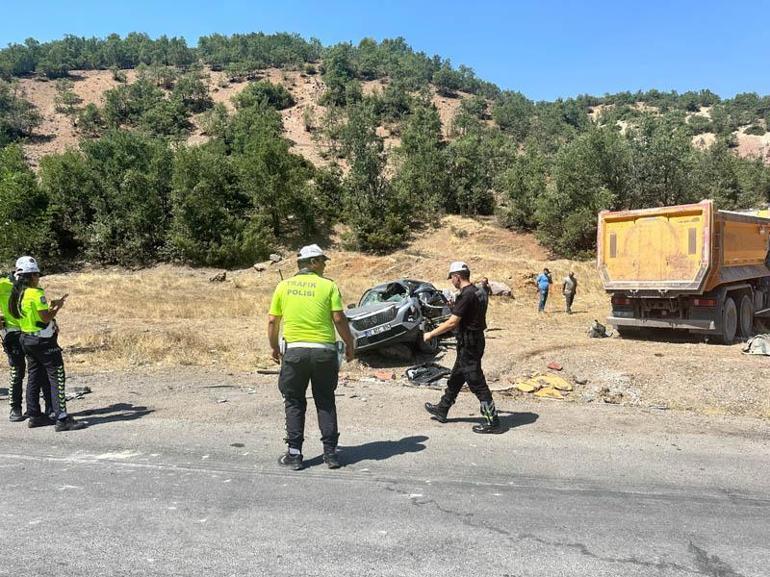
[360,283,409,306]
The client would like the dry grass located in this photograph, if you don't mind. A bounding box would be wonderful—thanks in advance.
[32,217,770,419]
[43,217,591,372]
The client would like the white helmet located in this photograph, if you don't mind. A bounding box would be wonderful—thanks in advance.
[15,256,40,274]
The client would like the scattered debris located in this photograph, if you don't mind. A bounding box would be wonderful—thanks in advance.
[230,442,245,448]
[654,352,664,357]
[547,361,563,371]
[209,271,227,282]
[583,380,642,406]
[488,281,513,297]
[512,373,574,395]
[587,320,612,338]
[269,253,282,263]
[515,381,538,393]
[217,399,228,403]
[405,363,451,386]
[253,263,267,272]
[534,387,564,399]
[742,334,770,355]
[65,386,92,401]
[373,371,396,381]
[256,369,280,375]
[574,376,588,385]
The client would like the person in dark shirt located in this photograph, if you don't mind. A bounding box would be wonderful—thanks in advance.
[422,262,501,434]
[476,277,490,318]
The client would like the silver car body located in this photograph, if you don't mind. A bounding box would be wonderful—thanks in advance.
[345,279,451,352]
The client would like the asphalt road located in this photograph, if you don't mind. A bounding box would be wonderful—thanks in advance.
[1,404,769,577]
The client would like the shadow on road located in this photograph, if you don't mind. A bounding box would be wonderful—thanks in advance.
[304,435,429,467]
[71,403,154,426]
[445,410,539,433]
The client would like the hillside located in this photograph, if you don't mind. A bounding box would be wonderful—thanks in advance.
[3,32,770,269]
[16,66,473,168]
[15,67,770,168]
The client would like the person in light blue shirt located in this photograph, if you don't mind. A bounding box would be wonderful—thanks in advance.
[535,268,552,312]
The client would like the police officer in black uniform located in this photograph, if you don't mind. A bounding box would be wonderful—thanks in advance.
[423,261,502,434]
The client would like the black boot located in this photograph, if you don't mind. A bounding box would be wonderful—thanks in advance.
[323,450,341,469]
[9,407,25,422]
[278,451,304,471]
[54,416,87,432]
[473,400,503,434]
[28,414,55,428]
[472,418,503,434]
[424,402,449,423]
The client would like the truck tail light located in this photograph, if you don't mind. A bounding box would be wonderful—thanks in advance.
[692,298,717,307]
[612,296,632,306]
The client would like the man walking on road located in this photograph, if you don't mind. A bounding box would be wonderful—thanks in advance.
[267,244,355,470]
[536,267,552,313]
[563,271,578,314]
[423,262,502,434]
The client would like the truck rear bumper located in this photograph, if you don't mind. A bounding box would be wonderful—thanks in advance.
[607,316,716,331]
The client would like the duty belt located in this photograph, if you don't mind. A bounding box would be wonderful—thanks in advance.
[285,342,336,351]
[27,325,57,338]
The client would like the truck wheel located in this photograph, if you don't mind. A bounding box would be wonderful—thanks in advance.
[739,295,754,338]
[719,297,738,344]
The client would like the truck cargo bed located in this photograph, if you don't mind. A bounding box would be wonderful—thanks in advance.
[598,200,770,295]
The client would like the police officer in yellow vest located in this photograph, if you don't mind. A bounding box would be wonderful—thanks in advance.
[1,266,52,422]
[11,256,85,431]
[267,244,355,470]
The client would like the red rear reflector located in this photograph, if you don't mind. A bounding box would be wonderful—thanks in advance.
[612,297,632,306]
[693,298,717,307]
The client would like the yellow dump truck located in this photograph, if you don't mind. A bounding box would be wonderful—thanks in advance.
[597,200,770,342]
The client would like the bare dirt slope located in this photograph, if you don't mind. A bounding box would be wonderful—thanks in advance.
[28,216,770,422]
[17,67,473,169]
[20,69,769,168]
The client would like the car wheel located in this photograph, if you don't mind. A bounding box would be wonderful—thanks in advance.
[416,329,440,354]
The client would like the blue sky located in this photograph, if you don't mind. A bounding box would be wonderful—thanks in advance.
[1,0,768,101]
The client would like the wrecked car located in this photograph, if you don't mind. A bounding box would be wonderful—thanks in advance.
[345,279,451,354]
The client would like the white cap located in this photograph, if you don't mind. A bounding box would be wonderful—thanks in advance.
[447,261,470,279]
[297,244,329,261]
[15,256,40,274]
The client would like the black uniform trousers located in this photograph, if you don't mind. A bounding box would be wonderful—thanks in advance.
[441,330,493,405]
[20,333,67,420]
[2,330,52,413]
[278,347,339,452]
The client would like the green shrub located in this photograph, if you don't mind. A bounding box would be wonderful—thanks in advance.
[232,80,295,110]
[0,145,54,263]
[168,145,270,267]
[0,80,41,145]
[172,72,213,113]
